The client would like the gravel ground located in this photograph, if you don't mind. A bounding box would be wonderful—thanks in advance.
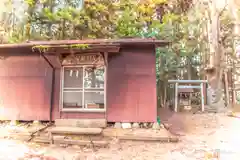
[0,113,239,160]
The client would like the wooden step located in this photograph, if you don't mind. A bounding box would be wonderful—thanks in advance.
[48,127,102,135]
[118,135,179,143]
[48,127,103,144]
[33,136,108,147]
[54,139,108,147]
[55,119,106,128]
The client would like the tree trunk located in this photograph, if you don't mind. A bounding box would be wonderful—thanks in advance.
[230,0,240,106]
[187,57,192,106]
[47,0,54,38]
[206,0,225,111]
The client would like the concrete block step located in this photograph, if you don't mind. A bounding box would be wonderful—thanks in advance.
[48,127,102,135]
[55,119,106,128]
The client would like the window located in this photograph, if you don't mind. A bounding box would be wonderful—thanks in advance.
[61,65,105,111]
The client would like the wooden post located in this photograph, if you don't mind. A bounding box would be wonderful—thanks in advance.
[49,132,53,144]
[224,71,230,106]
[104,52,108,120]
[200,83,205,112]
[174,83,178,112]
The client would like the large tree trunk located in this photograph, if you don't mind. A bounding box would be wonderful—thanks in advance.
[229,0,240,109]
[206,0,226,111]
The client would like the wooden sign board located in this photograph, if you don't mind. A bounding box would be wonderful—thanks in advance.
[62,54,104,65]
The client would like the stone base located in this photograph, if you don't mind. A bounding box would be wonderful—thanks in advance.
[10,120,18,126]
[132,123,140,128]
[152,123,160,130]
[114,122,121,128]
[205,99,227,113]
[112,122,161,129]
[121,123,131,129]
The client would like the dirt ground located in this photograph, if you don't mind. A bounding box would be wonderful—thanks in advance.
[0,113,240,160]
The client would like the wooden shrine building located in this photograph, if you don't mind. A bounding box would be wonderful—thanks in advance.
[0,39,169,122]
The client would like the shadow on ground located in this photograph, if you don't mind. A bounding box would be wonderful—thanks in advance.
[158,107,221,136]
[158,107,187,136]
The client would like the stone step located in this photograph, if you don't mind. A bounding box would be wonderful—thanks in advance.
[204,106,228,113]
[55,119,106,128]
[48,127,102,135]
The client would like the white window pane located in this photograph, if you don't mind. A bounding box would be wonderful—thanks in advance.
[63,92,83,108]
[84,92,104,109]
[84,66,104,89]
[64,67,83,88]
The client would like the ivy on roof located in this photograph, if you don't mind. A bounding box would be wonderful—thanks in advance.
[32,44,89,53]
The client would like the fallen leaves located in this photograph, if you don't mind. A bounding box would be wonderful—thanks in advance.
[0,113,238,159]
[23,154,58,160]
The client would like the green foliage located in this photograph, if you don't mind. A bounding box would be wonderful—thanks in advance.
[2,0,194,41]
[0,0,234,74]
[24,0,36,7]
[2,0,237,107]
[32,45,51,52]
[1,0,205,80]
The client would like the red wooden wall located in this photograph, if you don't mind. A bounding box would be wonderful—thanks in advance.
[51,45,157,122]
[0,54,52,120]
[0,44,157,122]
[107,45,157,122]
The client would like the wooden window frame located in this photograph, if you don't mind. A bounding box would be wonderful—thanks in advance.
[60,65,106,112]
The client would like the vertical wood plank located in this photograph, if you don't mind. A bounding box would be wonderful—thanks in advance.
[200,83,205,112]
[174,83,178,112]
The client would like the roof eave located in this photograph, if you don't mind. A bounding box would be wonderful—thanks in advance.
[0,38,170,49]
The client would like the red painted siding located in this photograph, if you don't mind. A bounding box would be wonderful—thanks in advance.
[107,46,157,122]
[0,55,52,120]
[52,69,61,120]
[0,45,158,121]
[51,46,158,122]
[58,112,105,119]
